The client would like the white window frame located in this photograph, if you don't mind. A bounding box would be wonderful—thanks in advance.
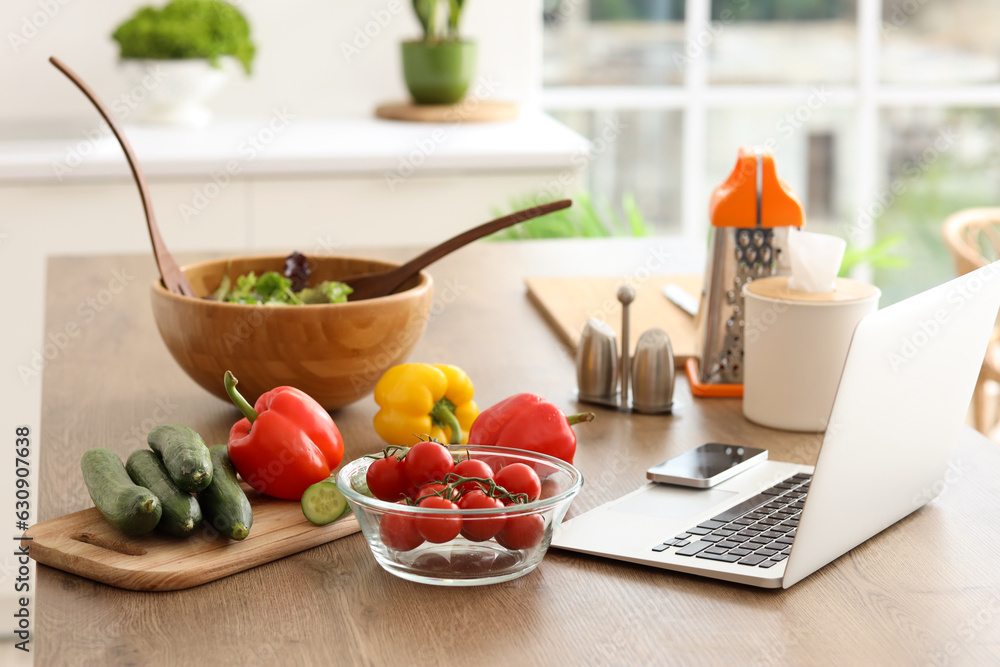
[540,0,1000,248]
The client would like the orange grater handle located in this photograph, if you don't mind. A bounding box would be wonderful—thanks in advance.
[709,146,804,229]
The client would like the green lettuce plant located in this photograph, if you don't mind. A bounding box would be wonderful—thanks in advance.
[839,233,908,278]
[112,0,256,75]
[413,0,467,42]
[488,192,653,241]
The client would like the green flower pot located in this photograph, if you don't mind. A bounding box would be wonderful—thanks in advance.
[402,40,477,105]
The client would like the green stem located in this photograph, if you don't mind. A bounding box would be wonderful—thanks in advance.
[283,286,303,305]
[439,473,529,504]
[225,371,258,424]
[430,398,462,445]
[567,412,596,427]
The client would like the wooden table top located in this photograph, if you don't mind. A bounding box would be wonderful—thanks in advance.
[35,239,1000,666]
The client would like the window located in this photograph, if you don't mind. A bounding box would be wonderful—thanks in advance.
[542,0,1000,302]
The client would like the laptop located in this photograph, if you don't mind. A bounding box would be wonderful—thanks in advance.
[551,261,1000,588]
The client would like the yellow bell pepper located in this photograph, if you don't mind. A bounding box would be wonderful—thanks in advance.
[373,364,479,446]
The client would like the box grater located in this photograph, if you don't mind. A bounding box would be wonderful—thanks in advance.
[687,146,805,397]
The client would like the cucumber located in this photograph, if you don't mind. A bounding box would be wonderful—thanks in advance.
[349,465,373,499]
[126,449,202,537]
[81,448,162,536]
[301,479,349,526]
[147,424,213,493]
[198,445,253,540]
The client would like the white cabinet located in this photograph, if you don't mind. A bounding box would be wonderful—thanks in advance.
[1,179,247,255]
[248,171,580,250]
[0,113,589,254]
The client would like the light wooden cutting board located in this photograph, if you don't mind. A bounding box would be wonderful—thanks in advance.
[23,484,360,591]
[525,274,702,366]
[375,100,518,123]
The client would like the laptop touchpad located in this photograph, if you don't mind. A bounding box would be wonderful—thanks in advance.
[609,484,737,521]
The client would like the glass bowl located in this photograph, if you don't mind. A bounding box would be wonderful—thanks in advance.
[337,445,583,586]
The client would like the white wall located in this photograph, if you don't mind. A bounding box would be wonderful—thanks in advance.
[2,0,542,124]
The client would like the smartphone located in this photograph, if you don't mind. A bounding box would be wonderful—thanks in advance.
[646,443,768,488]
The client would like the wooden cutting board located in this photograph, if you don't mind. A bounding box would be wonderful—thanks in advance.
[525,274,702,367]
[23,485,360,592]
[375,100,519,123]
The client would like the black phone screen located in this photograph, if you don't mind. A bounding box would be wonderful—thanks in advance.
[651,443,766,480]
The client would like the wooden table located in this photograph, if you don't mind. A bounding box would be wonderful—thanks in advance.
[35,240,1000,666]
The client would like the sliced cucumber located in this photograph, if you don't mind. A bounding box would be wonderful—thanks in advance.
[301,480,349,526]
[350,465,373,498]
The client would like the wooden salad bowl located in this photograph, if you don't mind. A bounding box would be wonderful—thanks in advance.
[150,255,434,410]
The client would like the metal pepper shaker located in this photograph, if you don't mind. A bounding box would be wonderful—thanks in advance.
[576,318,619,402]
[630,328,675,414]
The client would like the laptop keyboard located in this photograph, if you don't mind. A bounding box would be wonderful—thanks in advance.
[651,473,811,569]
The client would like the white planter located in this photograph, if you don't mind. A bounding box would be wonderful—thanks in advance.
[118,58,237,128]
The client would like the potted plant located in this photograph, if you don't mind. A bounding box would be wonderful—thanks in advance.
[403,0,475,105]
[111,0,256,127]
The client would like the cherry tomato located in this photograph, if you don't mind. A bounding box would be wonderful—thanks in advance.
[367,456,411,502]
[452,459,494,496]
[494,463,542,503]
[413,482,459,503]
[379,512,424,551]
[457,490,506,542]
[495,513,545,550]
[477,455,511,474]
[405,441,455,487]
[415,496,462,543]
[540,477,562,500]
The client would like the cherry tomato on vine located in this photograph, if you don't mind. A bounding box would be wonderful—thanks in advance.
[540,477,562,500]
[415,496,463,543]
[405,441,455,487]
[495,513,545,550]
[413,482,458,503]
[379,512,424,551]
[457,490,506,542]
[494,463,541,503]
[367,456,411,502]
[477,455,510,474]
[452,459,494,496]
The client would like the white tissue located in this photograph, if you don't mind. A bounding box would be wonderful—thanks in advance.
[786,229,846,293]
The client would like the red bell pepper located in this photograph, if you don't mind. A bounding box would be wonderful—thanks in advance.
[224,371,344,500]
[468,393,594,464]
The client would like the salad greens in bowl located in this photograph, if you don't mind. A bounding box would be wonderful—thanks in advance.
[150,253,434,410]
[209,252,353,305]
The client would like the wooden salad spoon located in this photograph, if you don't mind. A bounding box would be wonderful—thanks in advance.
[49,56,196,297]
[342,199,573,301]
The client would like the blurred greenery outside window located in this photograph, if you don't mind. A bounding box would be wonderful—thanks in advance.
[536,0,1000,305]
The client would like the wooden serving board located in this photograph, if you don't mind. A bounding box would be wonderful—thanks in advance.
[23,485,360,592]
[375,100,519,123]
[525,274,702,367]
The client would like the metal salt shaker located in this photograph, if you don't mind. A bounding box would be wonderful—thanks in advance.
[576,318,619,402]
[630,328,675,414]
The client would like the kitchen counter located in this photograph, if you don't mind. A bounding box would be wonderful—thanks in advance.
[0,111,592,254]
[28,239,1000,665]
[0,111,589,183]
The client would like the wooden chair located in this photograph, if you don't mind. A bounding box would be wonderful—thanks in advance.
[943,208,1000,435]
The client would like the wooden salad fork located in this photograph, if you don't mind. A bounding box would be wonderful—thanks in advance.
[49,56,196,297]
[342,199,573,301]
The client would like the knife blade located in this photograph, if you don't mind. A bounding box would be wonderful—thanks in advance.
[662,283,699,317]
